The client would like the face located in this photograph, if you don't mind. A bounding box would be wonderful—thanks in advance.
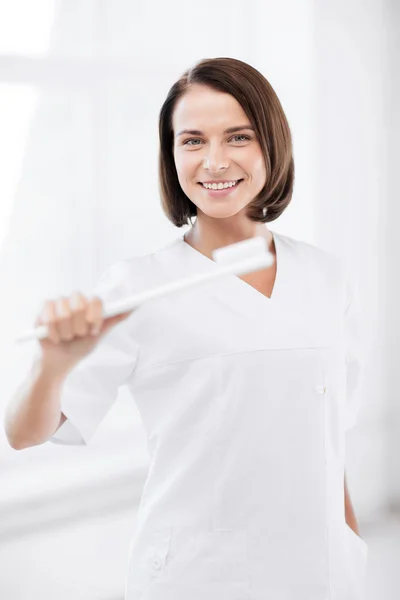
[172,84,267,221]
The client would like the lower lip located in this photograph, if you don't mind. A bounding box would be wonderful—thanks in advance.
[199,180,243,198]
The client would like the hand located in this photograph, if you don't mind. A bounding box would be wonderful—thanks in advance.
[35,291,134,372]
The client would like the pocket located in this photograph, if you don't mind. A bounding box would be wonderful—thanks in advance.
[139,526,250,600]
[345,523,369,597]
[346,523,368,562]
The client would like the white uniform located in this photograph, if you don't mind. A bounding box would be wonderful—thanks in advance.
[49,229,368,599]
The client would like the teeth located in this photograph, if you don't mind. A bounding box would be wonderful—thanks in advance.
[202,180,240,190]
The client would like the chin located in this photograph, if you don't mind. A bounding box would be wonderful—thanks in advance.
[199,205,243,219]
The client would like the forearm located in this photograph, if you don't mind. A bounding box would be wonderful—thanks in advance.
[4,357,70,450]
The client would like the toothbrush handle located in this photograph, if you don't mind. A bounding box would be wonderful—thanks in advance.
[16,252,273,343]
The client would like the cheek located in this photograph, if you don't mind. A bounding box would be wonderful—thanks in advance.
[174,152,198,182]
[250,152,266,182]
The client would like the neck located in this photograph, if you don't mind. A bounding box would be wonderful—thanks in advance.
[184,213,271,259]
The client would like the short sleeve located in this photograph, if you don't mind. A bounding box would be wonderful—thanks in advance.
[343,269,367,432]
[48,261,140,446]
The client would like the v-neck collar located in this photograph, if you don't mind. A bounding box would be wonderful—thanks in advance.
[158,229,335,349]
[161,229,325,347]
[178,228,283,304]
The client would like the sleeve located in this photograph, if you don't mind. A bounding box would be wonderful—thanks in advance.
[48,261,140,446]
[343,269,367,432]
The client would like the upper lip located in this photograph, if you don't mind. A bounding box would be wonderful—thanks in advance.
[199,179,242,184]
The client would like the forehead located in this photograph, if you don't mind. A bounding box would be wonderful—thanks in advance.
[172,85,248,131]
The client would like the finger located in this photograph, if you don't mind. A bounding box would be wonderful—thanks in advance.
[69,291,89,337]
[100,309,134,336]
[87,297,104,335]
[112,310,134,323]
[54,297,73,341]
[42,300,60,344]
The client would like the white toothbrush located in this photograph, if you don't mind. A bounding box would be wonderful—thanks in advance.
[16,236,274,343]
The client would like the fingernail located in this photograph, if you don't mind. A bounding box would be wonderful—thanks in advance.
[70,291,80,309]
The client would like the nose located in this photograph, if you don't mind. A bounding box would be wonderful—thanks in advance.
[203,148,229,173]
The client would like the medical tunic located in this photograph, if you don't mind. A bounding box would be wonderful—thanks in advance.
[49,229,369,599]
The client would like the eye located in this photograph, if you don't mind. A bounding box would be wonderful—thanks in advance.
[182,134,251,147]
[230,134,251,142]
[182,138,202,146]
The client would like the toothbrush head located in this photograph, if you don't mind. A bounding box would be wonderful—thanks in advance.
[212,236,272,267]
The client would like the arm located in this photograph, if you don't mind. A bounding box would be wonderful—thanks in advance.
[344,472,360,536]
[4,356,70,450]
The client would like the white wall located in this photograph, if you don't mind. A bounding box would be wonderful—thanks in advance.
[314,0,391,522]
[385,0,400,504]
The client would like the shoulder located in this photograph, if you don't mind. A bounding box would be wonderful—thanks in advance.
[275,230,344,272]
[98,236,183,295]
[121,236,182,274]
[273,230,348,300]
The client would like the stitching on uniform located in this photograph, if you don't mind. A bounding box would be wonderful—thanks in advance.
[135,345,335,373]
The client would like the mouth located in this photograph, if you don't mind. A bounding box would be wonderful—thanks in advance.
[198,178,244,190]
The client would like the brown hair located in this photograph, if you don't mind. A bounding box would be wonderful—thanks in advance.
[158,57,294,227]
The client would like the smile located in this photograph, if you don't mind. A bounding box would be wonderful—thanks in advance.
[200,179,242,190]
[198,179,244,198]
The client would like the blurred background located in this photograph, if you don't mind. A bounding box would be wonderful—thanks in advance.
[0,0,398,598]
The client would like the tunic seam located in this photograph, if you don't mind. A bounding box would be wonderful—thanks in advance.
[134,345,335,373]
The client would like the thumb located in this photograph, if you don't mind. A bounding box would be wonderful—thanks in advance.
[100,310,133,334]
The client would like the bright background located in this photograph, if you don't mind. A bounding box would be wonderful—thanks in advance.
[0,1,398,598]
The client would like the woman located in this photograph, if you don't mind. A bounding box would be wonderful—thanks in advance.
[6,57,368,599]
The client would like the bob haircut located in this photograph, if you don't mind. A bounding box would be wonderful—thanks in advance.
[158,57,294,227]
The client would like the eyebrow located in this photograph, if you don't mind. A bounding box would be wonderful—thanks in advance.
[175,125,255,138]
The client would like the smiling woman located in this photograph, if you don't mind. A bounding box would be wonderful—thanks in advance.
[6,53,368,600]
[158,57,294,228]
